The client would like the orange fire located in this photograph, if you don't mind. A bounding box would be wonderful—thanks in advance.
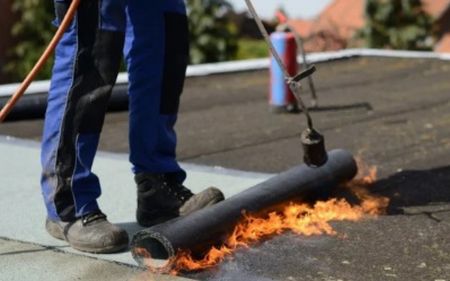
[171,164,389,273]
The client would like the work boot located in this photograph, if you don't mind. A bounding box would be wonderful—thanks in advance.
[135,173,225,227]
[45,211,129,254]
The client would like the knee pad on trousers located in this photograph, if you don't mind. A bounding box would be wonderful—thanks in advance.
[160,12,189,115]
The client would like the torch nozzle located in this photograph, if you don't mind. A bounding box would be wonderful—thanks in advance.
[301,128,328,167]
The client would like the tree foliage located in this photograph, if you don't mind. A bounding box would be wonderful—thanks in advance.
[187,0,238,64]
[4,0,54,81]
[359,0,433,50]
[3,0,238,81]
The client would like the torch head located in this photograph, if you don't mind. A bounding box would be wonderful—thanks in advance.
[301,128,328,167]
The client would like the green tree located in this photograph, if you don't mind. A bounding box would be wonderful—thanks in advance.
[4,0,238,81]
[4,0,54,82]
[359,0,432,50]
[187,0,238,64]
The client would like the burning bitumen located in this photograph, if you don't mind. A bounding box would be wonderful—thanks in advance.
[131,150,389,275]
[174,173,387,273]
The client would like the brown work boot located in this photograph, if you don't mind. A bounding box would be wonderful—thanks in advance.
[135,173,225,227]
[45,211,129,254]
[179,187,224,216]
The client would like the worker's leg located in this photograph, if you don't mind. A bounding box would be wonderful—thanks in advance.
[41,0,126,222]
[124,0,188,182]
[124,0,224,227]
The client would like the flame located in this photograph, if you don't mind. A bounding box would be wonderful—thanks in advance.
[349,161,389,216]
[137,163,389,274]
[172,164,389,273]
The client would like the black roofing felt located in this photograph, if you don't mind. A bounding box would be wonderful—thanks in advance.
[1,57,449,280]
[2,57,450,174]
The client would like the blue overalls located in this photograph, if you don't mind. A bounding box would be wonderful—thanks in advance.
[41,0,188,222]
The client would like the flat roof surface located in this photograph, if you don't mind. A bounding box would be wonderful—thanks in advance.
[0,136,270,281]
[2,57,450,175]
[1,56,449,280]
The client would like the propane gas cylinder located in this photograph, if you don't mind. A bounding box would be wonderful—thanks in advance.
[269,31,298,113]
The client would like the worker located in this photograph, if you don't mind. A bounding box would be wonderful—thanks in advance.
[40,0,224,254]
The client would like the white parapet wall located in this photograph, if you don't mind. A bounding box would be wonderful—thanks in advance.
[1,48,450,98]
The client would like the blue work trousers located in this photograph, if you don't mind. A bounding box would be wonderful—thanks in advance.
[41,0,189,221]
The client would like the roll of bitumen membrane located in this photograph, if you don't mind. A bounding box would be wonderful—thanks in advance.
[131,149,358,268]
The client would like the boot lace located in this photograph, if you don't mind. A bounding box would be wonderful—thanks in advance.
[162,174,193,202]
[81,211,107,226]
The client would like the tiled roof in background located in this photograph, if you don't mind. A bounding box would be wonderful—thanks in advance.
[422,0,450,18]
[436,33,450,52]
[286,19,313,38]
[313,0,365,39]
[286,0,450,53]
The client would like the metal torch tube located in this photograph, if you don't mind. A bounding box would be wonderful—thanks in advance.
[131,149,357,266]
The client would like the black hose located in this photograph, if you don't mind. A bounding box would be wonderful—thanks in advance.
[0,84,129,121]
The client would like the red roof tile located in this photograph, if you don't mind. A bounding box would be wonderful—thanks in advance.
[435,33,450,52]
[314,0,365,39]
[287,19,314,38]
[285,0,450,52]
[422,0,450,19]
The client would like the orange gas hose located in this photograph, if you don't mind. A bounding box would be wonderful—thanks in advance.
[0,0,81,122]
